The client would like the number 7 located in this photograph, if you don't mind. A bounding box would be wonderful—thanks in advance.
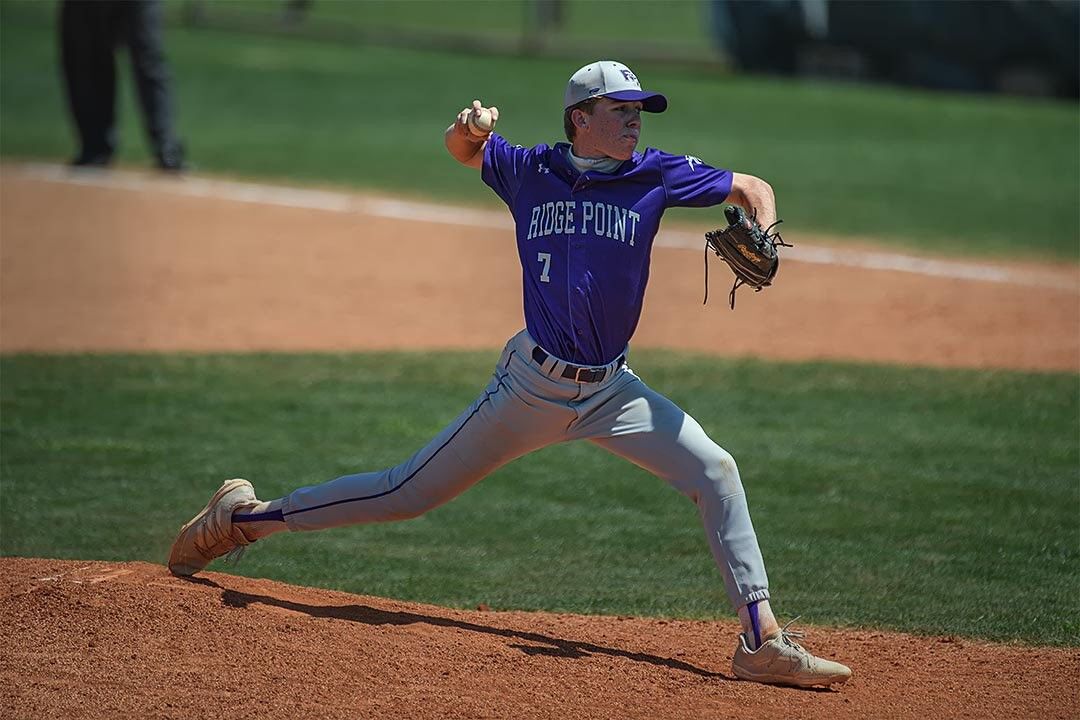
[537,252,551,283]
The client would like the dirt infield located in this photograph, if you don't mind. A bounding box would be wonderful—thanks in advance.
[3,558,1078,720]
[1,166,1077,369]
[2,167,1079,719]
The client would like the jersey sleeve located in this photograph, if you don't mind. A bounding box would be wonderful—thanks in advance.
[481,133,535,207]
[659,151,733,208]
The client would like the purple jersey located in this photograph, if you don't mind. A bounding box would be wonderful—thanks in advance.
[482,133,733,365]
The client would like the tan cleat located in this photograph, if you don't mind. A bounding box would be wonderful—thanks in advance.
[168,478,260,577]
[732,620,852,688]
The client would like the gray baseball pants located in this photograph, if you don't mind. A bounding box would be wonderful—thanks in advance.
[280,330,770,609]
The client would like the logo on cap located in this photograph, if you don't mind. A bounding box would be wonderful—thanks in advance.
[620,69,638,83]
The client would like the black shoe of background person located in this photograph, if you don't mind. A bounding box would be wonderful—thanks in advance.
[70,151,112,168]
[156,143,187,172]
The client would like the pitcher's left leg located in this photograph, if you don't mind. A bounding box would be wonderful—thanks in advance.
[576,375,852,688]
[575,375,769,610]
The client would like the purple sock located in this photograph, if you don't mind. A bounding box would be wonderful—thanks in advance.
[233,509,284,523]
[747,601,762,649]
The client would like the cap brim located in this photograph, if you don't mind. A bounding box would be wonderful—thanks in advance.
[603,90,668,113]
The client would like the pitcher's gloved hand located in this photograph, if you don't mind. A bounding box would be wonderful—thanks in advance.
[704,205,791,309]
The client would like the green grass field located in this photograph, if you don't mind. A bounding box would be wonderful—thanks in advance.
[2,0,1077,258]
[191,0,717,52]
[2,353,1077,646]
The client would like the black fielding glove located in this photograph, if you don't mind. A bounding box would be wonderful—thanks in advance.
[704,206,791,309]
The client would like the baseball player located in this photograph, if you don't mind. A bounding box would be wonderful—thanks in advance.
[169,61,851,688]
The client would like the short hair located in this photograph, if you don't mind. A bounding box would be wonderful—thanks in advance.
[563,97,600,142]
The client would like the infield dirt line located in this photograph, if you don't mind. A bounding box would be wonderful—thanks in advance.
[14,162,1076,292]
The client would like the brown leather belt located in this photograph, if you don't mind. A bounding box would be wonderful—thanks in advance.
[531,346,625,384]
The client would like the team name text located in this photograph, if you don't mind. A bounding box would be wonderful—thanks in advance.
[526,201,641,246]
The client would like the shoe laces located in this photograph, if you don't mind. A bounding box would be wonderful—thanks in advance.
[778,616,809,652]
[224,545,247,565]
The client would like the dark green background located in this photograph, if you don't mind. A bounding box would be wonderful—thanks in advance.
[2,0,1077,257]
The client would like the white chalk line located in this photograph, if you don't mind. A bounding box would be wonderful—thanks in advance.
[13,162,1077,291]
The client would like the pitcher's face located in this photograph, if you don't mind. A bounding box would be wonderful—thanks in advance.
[576,98,643,160]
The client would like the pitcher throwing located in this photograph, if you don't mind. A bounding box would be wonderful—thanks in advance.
[169,60,851,689]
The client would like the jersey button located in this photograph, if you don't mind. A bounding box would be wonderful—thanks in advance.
[576,329,583,336]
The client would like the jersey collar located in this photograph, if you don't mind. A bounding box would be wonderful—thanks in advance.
[551,143,645,182]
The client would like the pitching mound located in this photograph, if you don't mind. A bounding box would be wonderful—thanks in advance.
[3,558,1076,719]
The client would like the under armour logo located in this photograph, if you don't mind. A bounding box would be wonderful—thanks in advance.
[620,69,638,83]
[538,163,550,174]
[686,155,703,171]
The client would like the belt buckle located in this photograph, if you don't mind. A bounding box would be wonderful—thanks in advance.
[578,366,604,383]
[573,366,589,382]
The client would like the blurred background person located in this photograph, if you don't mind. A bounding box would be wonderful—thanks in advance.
[59,0,186,170]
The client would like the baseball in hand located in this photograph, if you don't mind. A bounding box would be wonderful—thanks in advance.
[467,107,495,137]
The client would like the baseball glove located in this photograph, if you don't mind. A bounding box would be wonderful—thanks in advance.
[704,206,791,309]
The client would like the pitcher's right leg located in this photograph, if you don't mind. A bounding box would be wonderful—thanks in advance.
[169,341,568,575]
[280,367,556,531]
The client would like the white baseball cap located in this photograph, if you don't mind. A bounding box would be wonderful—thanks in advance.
[564,60,668,113]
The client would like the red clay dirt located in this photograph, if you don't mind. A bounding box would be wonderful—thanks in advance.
[3,558,1078,720]
[1,167,1078,719]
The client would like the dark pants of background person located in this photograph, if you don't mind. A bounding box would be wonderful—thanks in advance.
[59,0,185,169]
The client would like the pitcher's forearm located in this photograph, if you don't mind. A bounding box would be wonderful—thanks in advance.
[728,172,777,228]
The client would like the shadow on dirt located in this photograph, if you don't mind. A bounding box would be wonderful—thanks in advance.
[218,585,728,679]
